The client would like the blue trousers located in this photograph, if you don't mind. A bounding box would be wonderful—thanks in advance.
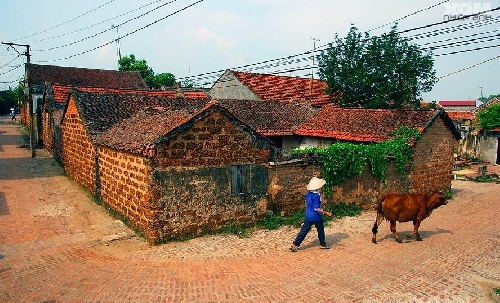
[292,219,326,247]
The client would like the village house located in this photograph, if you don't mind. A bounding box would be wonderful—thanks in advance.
[60,88,277,243]
[27,65,462,243]
[470,98,500,164]
[261,104,461,213]
[438,99,477,111]
[446,111,476,160]
[43,83,207,164]
[24,63,147,147]
[209,69,335,107]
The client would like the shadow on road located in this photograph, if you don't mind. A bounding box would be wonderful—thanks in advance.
[374,227,453,243]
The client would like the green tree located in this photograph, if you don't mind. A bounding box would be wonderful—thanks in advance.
[477,103,500,130]
[153,72,176,88]
[118,54,176,89]
[119,54,154,84]
[318,25,436,109]
[0,82,24,114]
[478,94,500,104]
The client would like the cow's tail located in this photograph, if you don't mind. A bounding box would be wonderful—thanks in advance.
[371,196,385,244]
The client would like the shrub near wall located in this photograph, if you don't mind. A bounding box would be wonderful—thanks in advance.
[267,121,457,214]
[267,160,404,214]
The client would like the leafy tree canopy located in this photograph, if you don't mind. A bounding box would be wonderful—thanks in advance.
[477,103,500,130]
[318,25,436,109]
[0,81,24,114]
[153,72,176,88]
[478,94,500,104]
[118,54,176,89]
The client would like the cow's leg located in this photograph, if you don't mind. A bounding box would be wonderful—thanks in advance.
[404,220,422,241]
[390,220,403,243]
[371,213,384,244]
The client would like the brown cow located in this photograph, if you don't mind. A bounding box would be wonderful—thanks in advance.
[371,192,448,244]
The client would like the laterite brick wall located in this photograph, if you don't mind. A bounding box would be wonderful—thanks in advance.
[61,98,97,194]
[98,147,156,241]
[408,118,456,193]
[96,110,272,243]
[42,110,53,152]
[156,111,270,168]
[267,118,457,213]
[152,111,271,242]
[267,161,405,214]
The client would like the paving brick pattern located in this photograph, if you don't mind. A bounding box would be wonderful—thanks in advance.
[0,115,499,303]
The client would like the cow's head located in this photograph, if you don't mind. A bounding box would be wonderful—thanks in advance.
[427,191,448,210]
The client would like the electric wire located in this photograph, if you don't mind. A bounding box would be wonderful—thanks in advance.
[178,7,500,83]
[36,0,204,62]
[13,0,117,42]
[367,0,450,33]
[2,3,498,94]
[28,0,171,43]
[0,55,20,69]
[33,0,180,52]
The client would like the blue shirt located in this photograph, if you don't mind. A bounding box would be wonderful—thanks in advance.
[305,191,323,222]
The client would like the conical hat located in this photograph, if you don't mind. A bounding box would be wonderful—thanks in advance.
[306,177,326,191]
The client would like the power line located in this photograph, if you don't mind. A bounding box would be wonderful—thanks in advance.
[27,0,169,43]
[367,0,451,33]
[13,0,117,42]
[178,6,500,83]
[36,0,204,62]
[33,0,180,52]
[0,55,21,69]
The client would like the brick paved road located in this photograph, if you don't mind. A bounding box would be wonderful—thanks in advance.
[1,115,499,303]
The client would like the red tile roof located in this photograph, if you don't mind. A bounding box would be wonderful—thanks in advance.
[68,89,211,142]
[50,84,208,104]
[30,64,147,89]
[216,99,318,136]
[295,105,459,142]
[96,100,274,157]
[438,100,476,106]
[231,70,335,106]
[97,108,194,156]
[446,111,475,121]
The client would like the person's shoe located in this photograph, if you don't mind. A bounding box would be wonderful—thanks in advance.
[320,245,331,249]
[289,245,298,252]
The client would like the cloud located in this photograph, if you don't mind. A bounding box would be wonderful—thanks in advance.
[194,27,236,52]
[92,41,118,69]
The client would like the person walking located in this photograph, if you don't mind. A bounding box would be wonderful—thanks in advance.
[10,108,16,122]
[290,177,332,252]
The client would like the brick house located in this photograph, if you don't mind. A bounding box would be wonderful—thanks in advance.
[446,111,476,159]
[262,105,461,213]
[216,99,319,150]
[438,100,477,111]
[61,89,276,243]
[44,83,207,164]
[209,69,335,107]
[24,64,147,147]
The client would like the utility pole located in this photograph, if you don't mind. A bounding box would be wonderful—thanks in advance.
[310,37,320,95]
[111,24,122,69]
[2,42,35,157]
[479,86,484,99]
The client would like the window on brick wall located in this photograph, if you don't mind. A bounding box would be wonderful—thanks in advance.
[230,164,268,198]
[231,165,250,194]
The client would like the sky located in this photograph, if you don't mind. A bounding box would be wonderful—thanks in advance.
[1,0,499,102]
